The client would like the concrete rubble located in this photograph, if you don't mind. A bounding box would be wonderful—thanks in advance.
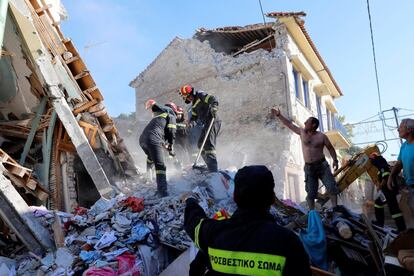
[0,167,410,275]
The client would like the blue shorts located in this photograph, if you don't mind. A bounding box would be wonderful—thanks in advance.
[304,159,339,200]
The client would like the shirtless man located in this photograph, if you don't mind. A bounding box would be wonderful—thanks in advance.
[271,107,339,210]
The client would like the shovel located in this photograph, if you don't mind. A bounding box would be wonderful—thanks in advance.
[193,117,215,170]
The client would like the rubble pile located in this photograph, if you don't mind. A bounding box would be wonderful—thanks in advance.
[0,171,237,275]
[0,169,412,275]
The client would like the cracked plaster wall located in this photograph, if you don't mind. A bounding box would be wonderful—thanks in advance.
[0,13,38,119]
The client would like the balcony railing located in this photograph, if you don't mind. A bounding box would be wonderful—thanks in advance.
[333,116,349,139]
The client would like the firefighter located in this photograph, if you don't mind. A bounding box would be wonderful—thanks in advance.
[178,84,221,172]
[165,103,191,166]
[183,165,311,276]
[369,152,406,232]
[139,99,176,197]
[164,102,189,169]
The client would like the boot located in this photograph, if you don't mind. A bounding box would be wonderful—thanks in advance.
[394,215,407,232]
[374,206,385,227]
[202,152,218,173]
[156,173,168,197]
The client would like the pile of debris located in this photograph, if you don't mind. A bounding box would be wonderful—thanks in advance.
[0,170,236,275]
[0,169,413,275]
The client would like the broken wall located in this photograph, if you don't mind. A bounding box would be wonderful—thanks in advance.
[131,37,304,197]
[1,12,39,119]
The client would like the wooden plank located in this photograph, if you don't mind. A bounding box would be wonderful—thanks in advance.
[35,4,52,14]
[57,142,76,153]
[82,86,98,94]
[64,55,79,64]
[38,14,66,56]
[20,97,47,165]
[26,179,37,190]
[74,71,90,80]
[52,211,64,247]
[5,163,28,178]
[73,99,97,115]
[90,88,104,101]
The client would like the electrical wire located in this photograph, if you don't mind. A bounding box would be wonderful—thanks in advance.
[345,113,414,127]
[257,0,273,51]
[366,0,386,139]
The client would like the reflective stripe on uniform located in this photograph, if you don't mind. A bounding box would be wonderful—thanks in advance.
[155,113,168,119]
[146,159,154,164]
[155,170,166,175]
[208,247,286,276]
[374,204,385,209]
[203,149,217,154]
[194,218,205,248]
[193,99,201,109]
[382,172,391,177]
[192,111,197,116]
[177,123,186,128]
[392,213,403,219]
[167,124,176,129]
[204,95,211,103]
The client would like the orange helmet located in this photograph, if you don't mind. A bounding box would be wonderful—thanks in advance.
[165,102,179,114]
[179,84,193,97]
[145,99,156,110]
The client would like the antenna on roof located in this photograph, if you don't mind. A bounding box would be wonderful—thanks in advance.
[83,41,108,53]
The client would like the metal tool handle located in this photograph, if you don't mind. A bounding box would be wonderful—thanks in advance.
[193,117,215,167]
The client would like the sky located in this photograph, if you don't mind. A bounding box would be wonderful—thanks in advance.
[60,0,413,158]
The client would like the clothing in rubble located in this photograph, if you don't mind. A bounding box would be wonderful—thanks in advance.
[139,103,176,197]
[370,154,406,231]
[189,91,221,172]
[184,165,311,276]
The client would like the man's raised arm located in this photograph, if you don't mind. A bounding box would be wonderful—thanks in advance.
[271,107,301,135]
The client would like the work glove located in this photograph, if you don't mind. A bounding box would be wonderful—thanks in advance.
[167,144,175,157]
[210,107,218,118]
[187,120,197,129]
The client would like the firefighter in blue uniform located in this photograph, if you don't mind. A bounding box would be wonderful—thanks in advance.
[179,84,221,172]
[183,165,311,275]
[139,99,176,197]
[369,152,406,231]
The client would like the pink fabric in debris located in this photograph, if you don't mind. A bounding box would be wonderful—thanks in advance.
[84,267,117,276]
[117,252,140,276]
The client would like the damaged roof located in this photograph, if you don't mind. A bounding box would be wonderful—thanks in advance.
[193,11,342,97]
[194,23,275,55]
[267,11,343,96]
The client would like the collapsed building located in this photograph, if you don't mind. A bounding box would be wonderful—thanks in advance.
[130,12,352,202]
[0,0,137,255]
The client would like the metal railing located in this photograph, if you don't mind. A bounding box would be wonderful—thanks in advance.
[333,116,349,139]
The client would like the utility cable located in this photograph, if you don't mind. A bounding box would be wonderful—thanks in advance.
[258,0,273,51]
[366,0,386,139]
[345,113,414,127]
